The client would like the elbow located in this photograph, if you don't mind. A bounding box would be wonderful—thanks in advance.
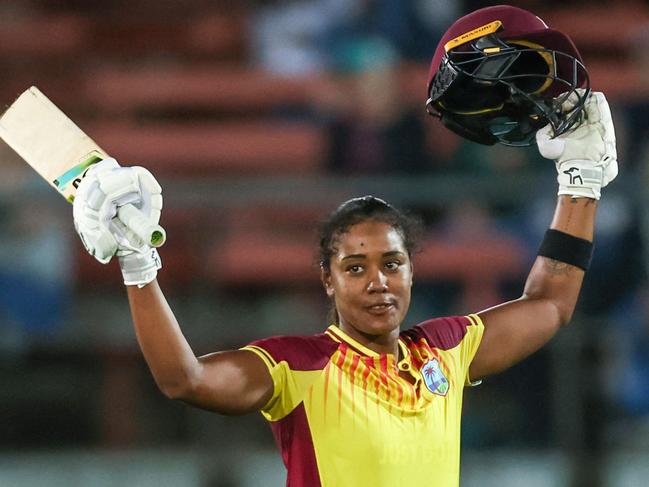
[559,306,575,327]
[548,299,575,328]
[549,294,578,327]
[557,307,574,327]
[521,294,575,328]
[158,381,190,401]
[155,371,200,401]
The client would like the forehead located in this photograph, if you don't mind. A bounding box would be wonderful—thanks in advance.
[334,220,406,257]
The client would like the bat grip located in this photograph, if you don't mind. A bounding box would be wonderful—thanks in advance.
[116,204,166,248]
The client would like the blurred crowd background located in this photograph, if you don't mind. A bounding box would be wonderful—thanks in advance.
[1,0,649,486]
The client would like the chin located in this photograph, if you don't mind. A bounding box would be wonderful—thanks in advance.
[357,316,402,337]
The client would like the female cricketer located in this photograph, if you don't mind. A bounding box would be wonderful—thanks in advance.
[72,6,618,486]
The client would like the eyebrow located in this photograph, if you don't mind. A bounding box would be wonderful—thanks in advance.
[340,251,406,261]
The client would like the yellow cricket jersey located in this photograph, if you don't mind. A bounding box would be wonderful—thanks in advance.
[241,314,484,487]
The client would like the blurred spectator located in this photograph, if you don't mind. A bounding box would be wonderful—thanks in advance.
[323,0,460,61]
[0,157,72,352]
[250,0,356,76]
[605,285,649,446]
[250,0,460,76]
[621,21,649,170]
[319,36,433,174]
[604,23,649,443]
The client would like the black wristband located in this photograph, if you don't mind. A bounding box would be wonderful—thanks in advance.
[538,229,593,271]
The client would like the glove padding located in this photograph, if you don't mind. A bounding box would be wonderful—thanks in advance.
[536,90,618,200]
[73,158,163,287]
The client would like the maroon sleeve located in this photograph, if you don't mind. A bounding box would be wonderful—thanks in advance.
[403,315,474,351]
[247,333,339,371]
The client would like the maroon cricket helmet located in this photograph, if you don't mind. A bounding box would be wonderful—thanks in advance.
[426,5,590,146]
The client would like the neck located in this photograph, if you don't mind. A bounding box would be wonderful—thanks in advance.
[338,322,401,357]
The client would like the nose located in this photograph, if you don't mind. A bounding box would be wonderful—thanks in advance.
[367,268,388,293]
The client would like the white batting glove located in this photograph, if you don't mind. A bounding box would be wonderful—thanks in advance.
[73,158,163,287]
[119,248,162,287]
[536,90,618,200]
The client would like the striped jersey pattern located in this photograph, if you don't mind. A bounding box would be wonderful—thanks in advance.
[241,314,484,487]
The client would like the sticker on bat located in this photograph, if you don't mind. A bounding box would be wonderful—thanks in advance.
[53,151,105,201]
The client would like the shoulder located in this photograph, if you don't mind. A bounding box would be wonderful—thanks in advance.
[402,315,482,350]
[245,332,338,371]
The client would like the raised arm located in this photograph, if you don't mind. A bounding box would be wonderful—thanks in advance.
[72,159,273,415]
[469,91,618,379]
[470,196,595,379]
[126,280,272,415]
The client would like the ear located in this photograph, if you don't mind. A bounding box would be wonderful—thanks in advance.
[320,265,334,297]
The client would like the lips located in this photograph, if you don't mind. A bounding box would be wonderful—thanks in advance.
[365,300,397,314]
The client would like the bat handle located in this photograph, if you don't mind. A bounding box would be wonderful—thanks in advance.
[116,204,166,248]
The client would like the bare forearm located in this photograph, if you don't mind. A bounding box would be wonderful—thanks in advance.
[126,280,273,413]
[522,196,597,324]
[473,197,597,377]
[548,195,597,240]
[126,280,200,397]
[472,90,616,379]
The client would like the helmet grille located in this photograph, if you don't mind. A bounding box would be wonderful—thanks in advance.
[427,34,590,146]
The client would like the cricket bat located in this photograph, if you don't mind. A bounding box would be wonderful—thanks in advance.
[0,86,166,248]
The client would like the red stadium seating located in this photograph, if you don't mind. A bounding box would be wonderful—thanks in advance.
[85,121,325,175]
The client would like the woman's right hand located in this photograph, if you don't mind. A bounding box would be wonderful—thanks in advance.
[73,157,163,286]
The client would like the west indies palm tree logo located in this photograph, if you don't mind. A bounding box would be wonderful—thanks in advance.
[421,358,449,396]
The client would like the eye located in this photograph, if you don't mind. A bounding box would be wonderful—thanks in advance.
[346,264,364,274]
[384,260,402,271]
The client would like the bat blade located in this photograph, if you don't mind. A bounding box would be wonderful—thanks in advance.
[0,86,166,248]
[0,86,109,202]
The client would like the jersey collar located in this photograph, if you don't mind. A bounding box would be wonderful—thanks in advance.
[325,324,410,365]
[325,325,380,357]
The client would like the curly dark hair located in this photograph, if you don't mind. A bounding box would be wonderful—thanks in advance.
[318,195,424,271]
